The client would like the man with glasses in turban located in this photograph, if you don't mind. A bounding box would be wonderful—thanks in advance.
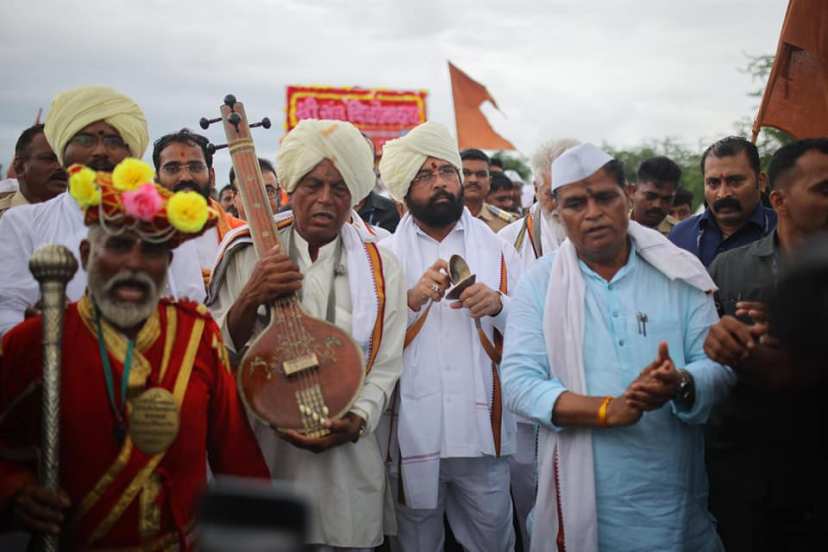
[379,122,522,552]
[0,86,205,337]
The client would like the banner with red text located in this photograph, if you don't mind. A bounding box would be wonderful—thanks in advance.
[285,86,428,153]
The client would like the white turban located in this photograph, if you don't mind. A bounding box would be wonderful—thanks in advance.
[44,85,149,165]
[379,121,462,201]
[276,119,374,207]
[551,142,614,191]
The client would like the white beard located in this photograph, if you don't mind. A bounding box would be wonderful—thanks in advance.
[87,266,164,330]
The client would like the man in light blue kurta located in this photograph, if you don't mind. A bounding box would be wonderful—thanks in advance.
[501,142,733,552]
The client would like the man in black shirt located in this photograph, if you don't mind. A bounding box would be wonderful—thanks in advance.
[703,138,828,551]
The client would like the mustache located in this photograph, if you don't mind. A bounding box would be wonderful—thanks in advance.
[103,270,157,298]
[712,197,742,212]
[428,190,457,205]
[85,158,116,172]
[173,180,209,199]
[51,169,68,181]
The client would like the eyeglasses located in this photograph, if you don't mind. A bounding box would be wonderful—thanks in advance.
[462,169,489,179]
[412,165,459,186]
[69,133,128,151]
[160,161,208,176]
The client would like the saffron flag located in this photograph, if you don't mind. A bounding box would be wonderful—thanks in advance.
[752,0,828,141]
[448,62,515,150]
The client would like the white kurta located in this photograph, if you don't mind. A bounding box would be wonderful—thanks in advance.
[0,192,206,336]
[208,226,405,548]
[380,210,522,510]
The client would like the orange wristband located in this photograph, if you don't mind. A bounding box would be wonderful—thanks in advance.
[597,396,613,427]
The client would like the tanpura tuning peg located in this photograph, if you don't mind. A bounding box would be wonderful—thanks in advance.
[199,117,222,130]
[250,117,271,130]
[228,112,241,132]
[206,143,229,155]
[223,94,237,108]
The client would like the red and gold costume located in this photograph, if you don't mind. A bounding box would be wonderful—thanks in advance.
[0,296,269,551]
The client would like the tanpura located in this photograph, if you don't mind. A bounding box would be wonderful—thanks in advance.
[208,95,364,437]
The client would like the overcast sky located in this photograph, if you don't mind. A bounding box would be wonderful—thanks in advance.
[1,0,788,183]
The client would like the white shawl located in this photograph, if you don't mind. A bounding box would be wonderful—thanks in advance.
[381,208,515,509]
[533,221,716,552]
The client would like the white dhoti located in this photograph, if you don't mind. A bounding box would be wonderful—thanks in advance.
[390,457,515,552]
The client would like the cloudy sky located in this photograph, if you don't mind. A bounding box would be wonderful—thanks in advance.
[1,0,788,183]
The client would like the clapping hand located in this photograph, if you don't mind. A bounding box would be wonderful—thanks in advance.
[624,342,681,412]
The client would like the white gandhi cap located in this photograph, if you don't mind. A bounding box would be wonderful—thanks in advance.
[551,142,614,191]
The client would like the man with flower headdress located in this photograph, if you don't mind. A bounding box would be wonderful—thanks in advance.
[207,119,406,551]
[0,159,270,550]
[378,121,522,552]
[0,85,206,337]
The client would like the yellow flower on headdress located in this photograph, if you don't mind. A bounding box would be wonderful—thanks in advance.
[112,158,154,192]
[68,164,101,207]
[167,191,209,233]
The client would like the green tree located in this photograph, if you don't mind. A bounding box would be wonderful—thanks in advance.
[604,53,794,211]
[490,151,532,181]
[604,139,704,210]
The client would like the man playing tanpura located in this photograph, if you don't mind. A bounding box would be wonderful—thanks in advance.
[208,119,406,551]
[0,159,269,551]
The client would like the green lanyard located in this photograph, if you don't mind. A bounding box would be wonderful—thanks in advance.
[94,309,134,441]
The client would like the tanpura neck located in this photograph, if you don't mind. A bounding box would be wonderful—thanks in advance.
[414,218,457,243]
[466,198,484,217]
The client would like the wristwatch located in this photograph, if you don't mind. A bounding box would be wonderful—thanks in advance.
[673,369,695,407]
[351,417,367,443]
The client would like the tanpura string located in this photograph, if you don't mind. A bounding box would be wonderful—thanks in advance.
[284,295,314,424]
[289,296,324,426]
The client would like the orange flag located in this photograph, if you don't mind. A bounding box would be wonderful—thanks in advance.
[752,0,828,141]
[448,62,516,150]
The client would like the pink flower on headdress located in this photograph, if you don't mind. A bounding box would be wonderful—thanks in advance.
[122,183,163,222]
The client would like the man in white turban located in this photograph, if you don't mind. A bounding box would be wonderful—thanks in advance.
[501,143,732,551]
[0,85,204,337]
[207,119,406,551]
[379,121,521,552]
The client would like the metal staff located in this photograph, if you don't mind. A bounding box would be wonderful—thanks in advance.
[29,244,78,552]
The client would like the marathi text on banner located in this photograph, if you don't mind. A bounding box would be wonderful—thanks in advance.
[286,86,428,152]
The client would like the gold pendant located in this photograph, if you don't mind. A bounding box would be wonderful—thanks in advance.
[128,388,180,455]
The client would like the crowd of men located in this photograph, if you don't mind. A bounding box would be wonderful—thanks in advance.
[0,84,825,552]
